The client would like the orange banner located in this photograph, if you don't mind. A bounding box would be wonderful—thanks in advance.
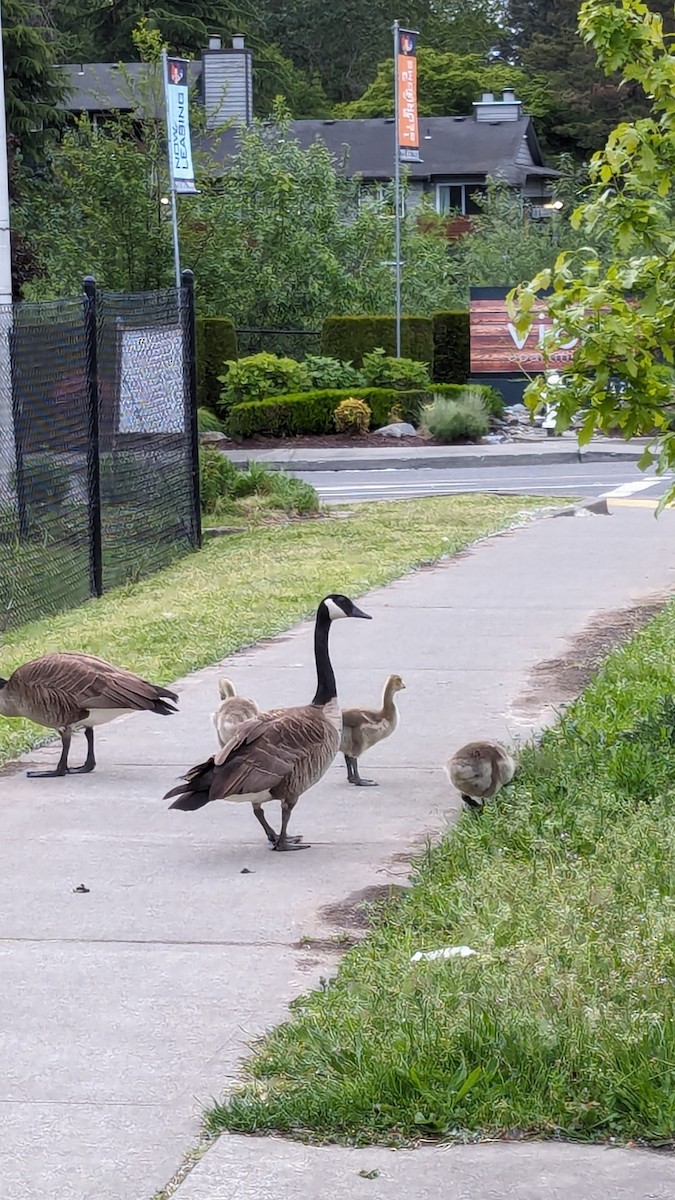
[397,29,420,162]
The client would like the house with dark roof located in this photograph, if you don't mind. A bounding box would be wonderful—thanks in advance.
[56,36,559,218]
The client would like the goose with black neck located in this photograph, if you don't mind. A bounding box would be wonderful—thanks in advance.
[165,594,372,851]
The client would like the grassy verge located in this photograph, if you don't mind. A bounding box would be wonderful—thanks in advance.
[207,605,675,1148]
[0,494,548,766]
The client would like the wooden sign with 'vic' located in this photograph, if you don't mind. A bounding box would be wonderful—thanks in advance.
[470,287,579,375]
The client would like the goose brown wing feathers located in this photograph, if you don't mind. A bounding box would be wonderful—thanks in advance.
[9,652,178,725]
[212,706,339,799]
[166,706,340,807]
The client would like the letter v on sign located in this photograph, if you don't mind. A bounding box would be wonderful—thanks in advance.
[506,323,529,351]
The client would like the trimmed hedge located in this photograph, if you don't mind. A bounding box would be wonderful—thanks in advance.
[321,316,434,370]
[227,388,430,439]
[197,317,238,412]
[432,311,470,384]
[432,381,504,418]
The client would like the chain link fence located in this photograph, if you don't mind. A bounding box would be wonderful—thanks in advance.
[0,274,200,632]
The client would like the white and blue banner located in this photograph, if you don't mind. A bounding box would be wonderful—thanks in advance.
[164,56,198,195]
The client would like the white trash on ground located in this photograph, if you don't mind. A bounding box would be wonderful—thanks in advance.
[410,945,478,962]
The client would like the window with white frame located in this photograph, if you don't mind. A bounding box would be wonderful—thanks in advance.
[357,182,405,216]
[436,183,488,216]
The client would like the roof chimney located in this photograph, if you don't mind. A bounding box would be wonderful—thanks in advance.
[202,33,253,128]
[473,88,522,122]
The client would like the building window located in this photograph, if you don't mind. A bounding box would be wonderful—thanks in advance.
[358,182,405,216]
[436,183,488,216]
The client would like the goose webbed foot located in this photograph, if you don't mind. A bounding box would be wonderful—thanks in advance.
[27,729,79,779]
[66,728,96,774]
[345,755,378,786]
[270,799,311,851]
[462,793,484,814]
[271,836,311,851]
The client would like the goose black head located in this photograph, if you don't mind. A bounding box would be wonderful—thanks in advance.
[321,594,372,621]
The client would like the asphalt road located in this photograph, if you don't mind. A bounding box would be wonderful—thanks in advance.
[293,459,673,504]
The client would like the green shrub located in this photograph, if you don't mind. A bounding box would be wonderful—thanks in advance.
[303,355,364,390]
[360,347,431,391]
[226,388,431,439]
[219,352,311,412]
[232,462,319,515]
[432,311,470,384]
[196,317,238,412]
[199,446,241,514]
[432,381,504,418]
[11,453,70,511]
[198,407,225,433]
[321,315,434,369]
[334,397,372,434]
[201,456,320,519]
[265,472,319,516]
[420,391,489,443]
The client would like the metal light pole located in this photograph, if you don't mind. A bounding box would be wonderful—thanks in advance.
[0,0,11,305]
[392,19,402,359]
[161,48,182,290]
[0,0,15,504]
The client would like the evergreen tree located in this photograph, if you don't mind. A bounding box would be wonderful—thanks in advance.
[504,0,675,154]
[3,0,65,160]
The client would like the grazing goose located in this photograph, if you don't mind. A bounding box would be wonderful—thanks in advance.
[212,677,259,748]
[340,673,405,786]
[165,593,372,851]
[446,739,517,812]
[0,652,179,778]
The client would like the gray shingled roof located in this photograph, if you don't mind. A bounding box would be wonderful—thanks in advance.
[56,63,558,183]
[57,61,202,119]
[202,116,559,184]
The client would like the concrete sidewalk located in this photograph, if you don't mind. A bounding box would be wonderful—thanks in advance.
[0,503,674,1200]
[225,436,646,473]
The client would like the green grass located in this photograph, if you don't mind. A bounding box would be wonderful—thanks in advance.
[207,605,675,1148]
[0,494,547,767]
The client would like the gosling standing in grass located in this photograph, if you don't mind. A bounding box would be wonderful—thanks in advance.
[340,673,405,786]
[212,677,260,748]
[446,739,516,812]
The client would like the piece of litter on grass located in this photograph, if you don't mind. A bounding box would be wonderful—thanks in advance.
[411,945,477,962]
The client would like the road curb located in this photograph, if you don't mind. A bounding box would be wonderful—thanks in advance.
[225,447,644,473]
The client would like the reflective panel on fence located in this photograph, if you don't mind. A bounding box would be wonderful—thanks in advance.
[0,281,199,632]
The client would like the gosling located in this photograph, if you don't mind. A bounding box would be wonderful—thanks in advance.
[212,677,259,748]
[340,673,405,786]
[446,739,516,812]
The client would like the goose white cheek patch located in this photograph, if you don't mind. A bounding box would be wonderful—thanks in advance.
[325,598,347,620]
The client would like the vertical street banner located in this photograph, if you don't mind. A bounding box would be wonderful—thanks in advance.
[164,57,198,194]
[396,29,420,163]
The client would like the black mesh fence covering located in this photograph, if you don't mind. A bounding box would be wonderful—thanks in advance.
[0,278,200,633]
[235,328,322,360]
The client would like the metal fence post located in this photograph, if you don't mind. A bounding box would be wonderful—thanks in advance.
[83,276,103,597]
[181,268,202,550]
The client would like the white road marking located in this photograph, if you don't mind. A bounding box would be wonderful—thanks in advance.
[600,478,660,499]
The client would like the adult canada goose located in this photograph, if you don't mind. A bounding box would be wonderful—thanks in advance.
[165,593,372,851]
[212,677,259,748]
[446,739,517,812]
[0,652,178,778]
[340,673,405,786]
